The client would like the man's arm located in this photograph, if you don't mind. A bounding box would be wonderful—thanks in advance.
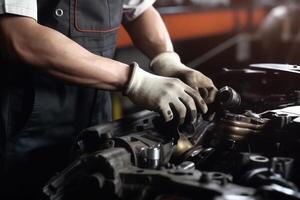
[0,15,204,123]
[123,6,173,59]
[124,6,218,108]
[0,16,130,91]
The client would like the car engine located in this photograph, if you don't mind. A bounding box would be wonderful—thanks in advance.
[43,64,300,200]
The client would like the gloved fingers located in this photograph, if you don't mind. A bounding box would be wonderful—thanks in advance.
[158,103,174,122]
[198,88,209,100]
[184,86,208,114]
[205,86,218,104]
[207,112,216,121]
[169,98,187,125]
[178,94,197,124]
[202,107,216,121]
[200,86,217,121]
[198,86,218,104]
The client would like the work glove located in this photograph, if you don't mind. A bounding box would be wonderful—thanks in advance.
[125,63,208,124]
[150,52,218,105]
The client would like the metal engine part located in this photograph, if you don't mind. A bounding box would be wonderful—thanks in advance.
[43,83,300,200]
[44,147,255,200]
[217,111,268,141]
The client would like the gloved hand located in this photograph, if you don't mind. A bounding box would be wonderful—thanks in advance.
[125,63,207,124]
[150,52,218,104]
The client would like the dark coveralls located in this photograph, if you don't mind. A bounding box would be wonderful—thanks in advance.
[0,0,123,198]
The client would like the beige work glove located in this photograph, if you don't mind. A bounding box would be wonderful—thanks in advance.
[125,63,207,124]
[150,52,218,104]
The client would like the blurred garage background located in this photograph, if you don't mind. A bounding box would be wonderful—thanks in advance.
[113,0,300,119]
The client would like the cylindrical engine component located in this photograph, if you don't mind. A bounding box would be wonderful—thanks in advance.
[215,86,241,110]
[249,155,269,169]
[272,157,294,180]
[146,147,161,169]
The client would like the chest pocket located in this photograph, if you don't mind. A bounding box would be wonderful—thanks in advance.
[72,0,123,34]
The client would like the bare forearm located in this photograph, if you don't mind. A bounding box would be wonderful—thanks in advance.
[0,16,130,91]
[124,6,173,59]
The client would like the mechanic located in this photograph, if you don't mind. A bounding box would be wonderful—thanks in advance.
[0,0,217,199]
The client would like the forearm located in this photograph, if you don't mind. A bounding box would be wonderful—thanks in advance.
[0,16,130,91]
[123,6,173,59]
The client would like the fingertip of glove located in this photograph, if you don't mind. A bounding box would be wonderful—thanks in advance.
[203,104,208,114]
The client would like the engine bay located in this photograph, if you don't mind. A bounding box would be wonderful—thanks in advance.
[43,64,300,200]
